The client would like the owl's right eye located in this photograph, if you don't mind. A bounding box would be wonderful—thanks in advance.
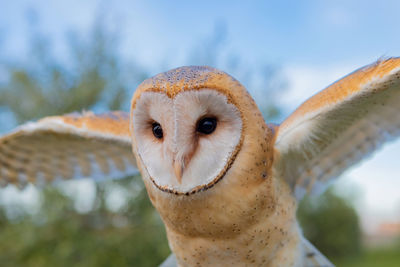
[152,122,163,139]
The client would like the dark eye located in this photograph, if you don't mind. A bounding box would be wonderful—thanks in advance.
[152,122,163,139]
[197,117,217,135]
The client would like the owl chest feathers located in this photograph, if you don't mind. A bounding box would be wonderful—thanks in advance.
[160,174,301,266]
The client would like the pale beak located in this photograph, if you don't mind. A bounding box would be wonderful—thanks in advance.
[173,160,183,184]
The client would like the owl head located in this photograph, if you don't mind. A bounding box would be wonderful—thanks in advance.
[129,66,278,234]
[131,67,273,194]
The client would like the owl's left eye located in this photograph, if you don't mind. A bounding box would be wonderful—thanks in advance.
[152,122,163,139]
[197,117,217,135]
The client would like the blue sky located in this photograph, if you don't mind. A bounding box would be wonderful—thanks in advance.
[1,0,400,232]
[3,1,400,69]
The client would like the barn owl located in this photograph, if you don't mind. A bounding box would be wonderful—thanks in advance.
[1,58,400,267]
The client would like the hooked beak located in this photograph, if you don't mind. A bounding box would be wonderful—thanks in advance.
[170,138,197,184]
[173,160,183,184]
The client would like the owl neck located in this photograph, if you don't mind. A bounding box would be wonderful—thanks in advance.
[155,176,301,266]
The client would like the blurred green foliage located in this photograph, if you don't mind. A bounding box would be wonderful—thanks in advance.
[298,188,362,262]
[335,247,400,267]
[0,17,169,267]
[0,17,146,123]
[0,12,367,267]
[0,180,170,267]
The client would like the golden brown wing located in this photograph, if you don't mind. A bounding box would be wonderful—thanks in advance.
[274,58,400,199]
[0,111,137,187]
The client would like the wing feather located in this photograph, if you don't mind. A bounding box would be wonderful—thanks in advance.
[0,111,138,187]
[274,58,400,200]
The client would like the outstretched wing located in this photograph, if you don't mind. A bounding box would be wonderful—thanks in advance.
[274,57,400,200]
[0,111,138,187]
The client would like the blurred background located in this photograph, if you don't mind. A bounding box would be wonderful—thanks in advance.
[0,1,400,266]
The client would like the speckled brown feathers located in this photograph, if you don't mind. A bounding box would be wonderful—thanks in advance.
[0,111,137,187]
[132,66,242,108]
[54,111,131,138]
